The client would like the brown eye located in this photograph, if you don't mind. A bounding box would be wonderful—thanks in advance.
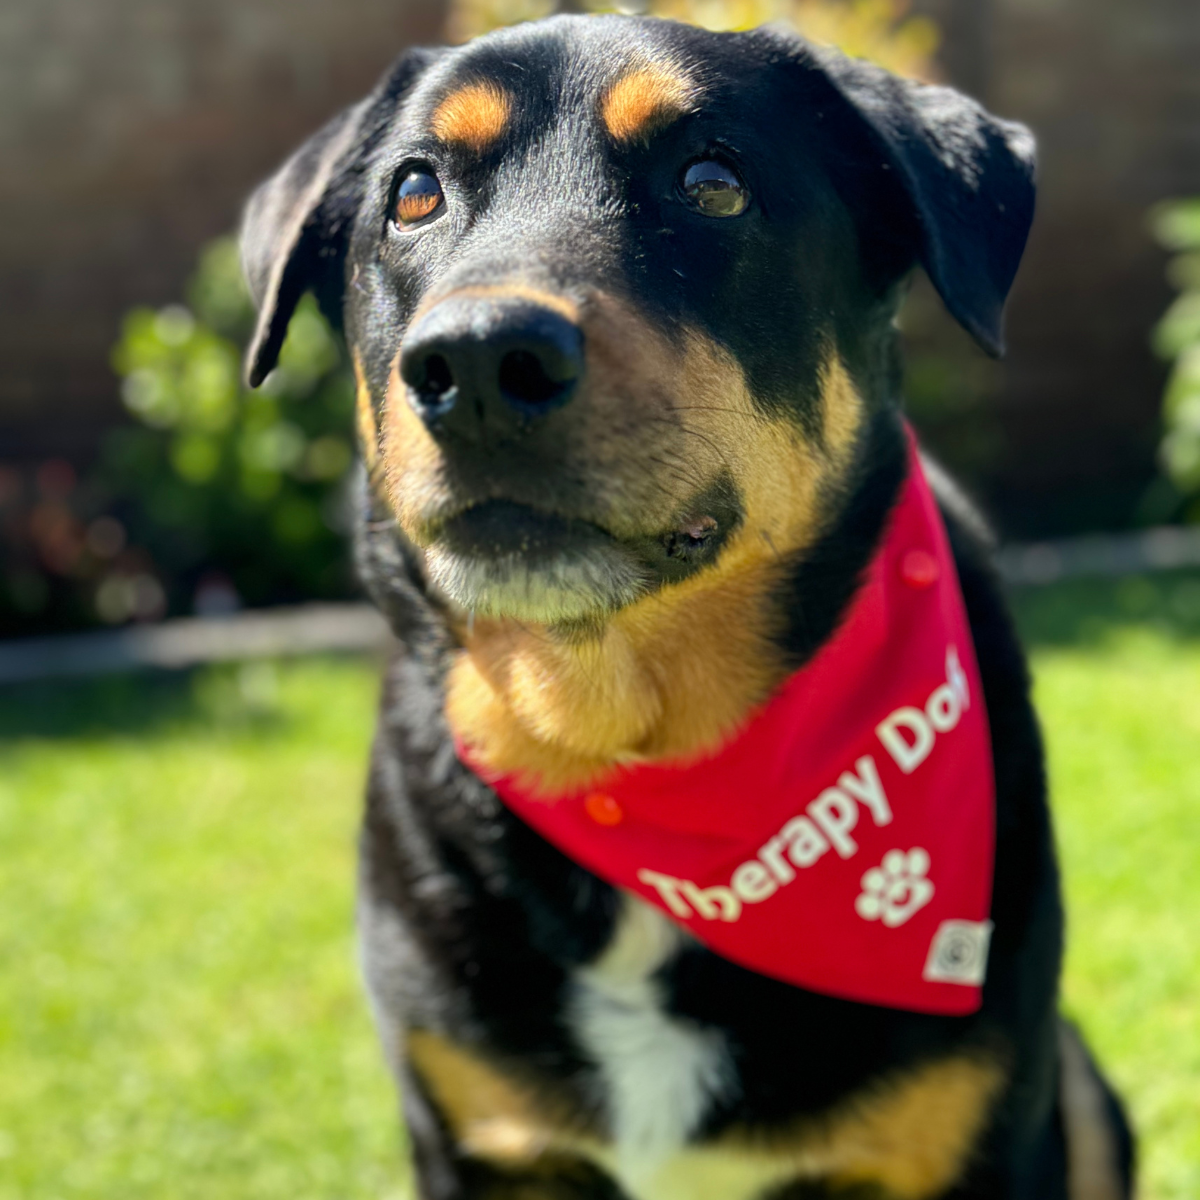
[681,159,750,218]
[394,169,444,226]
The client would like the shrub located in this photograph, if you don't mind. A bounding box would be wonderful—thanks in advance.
[449,0,939,82]
[1150,199,1200,521]
[104,237,358,618]
[0,239,358,638]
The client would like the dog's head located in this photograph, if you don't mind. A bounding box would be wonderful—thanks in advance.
[241,15,1033,629]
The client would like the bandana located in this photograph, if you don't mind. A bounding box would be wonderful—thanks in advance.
[461,432,996,1015]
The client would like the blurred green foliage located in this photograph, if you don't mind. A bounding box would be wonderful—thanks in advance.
[1150,199,1200,522]
[102,238,358,618]
[0,237,359,636]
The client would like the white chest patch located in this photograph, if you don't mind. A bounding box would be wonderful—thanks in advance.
[569,896,734,1183]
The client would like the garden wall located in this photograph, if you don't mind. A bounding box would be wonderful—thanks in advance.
[2,0,1198,535]
[0,0,444,462]
[914,0,1200,532]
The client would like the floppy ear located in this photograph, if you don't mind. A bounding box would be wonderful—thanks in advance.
[808,45,1036,357]
[240,46,444,386]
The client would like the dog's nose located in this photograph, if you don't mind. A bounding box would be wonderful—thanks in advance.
[399,295,583,437]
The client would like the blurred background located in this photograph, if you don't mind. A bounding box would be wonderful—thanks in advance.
[1,2,1197,1198]
[3,0,1200,635]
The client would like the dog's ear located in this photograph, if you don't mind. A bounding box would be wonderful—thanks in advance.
[805,45,1036,357]
[240,46,444,387]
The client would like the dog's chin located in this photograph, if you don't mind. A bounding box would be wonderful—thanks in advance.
[423,501,653,624]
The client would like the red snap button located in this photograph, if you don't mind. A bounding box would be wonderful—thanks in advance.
[900,549,939,588]
[584,792,624,826]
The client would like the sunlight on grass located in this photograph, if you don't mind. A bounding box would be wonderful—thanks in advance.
[1023,628,1200,1200]
[0,660,404,1200]
[0,573,1196,1198]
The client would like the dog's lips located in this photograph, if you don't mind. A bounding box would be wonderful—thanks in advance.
[421,500,651,623]
[430,499,730,571]
[436,500,621,563]
[418,498,737,623]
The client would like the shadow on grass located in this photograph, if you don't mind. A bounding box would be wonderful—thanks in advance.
[0,660,299,742]
[1008,567,1200,647]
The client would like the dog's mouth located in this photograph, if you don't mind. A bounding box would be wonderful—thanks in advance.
[422,488,740,624]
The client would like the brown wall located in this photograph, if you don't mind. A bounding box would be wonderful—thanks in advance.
[0,0,444,462]
[914,0,1200,533]
[2,0,1198,535]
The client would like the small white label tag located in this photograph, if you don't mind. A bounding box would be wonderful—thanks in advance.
[923,919,993,986]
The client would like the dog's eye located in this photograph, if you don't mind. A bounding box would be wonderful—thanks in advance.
[680,159,750,218]
[394,169,444,227]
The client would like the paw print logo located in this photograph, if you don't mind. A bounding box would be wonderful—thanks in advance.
[855,848,934,928]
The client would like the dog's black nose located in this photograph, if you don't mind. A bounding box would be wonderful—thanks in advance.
[399,295,583,437]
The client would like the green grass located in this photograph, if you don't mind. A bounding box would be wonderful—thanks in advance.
[0,570,1197,1198]
[0,661,402,1199]
[1013,570,1200,1200]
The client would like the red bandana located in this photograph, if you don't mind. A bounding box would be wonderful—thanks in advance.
[462,433,996,1015]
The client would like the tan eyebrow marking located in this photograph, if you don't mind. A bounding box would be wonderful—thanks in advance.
[431,82,513,153]
[600,66,696,145]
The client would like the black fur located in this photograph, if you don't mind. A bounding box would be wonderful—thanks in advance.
[240,16,1131,1199]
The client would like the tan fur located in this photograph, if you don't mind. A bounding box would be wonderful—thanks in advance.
[376,287,864,793]
[819,353,866,460]
[380,357,452,539]
[432,82,513,153]
[600,67,696,145]
[1058,1021,1125,1200]
[407,1030,593,1163]
[445,520,795,794]
[408,1029,1002,1200]
[354,354,382,484]
[763,1055,1005,1198]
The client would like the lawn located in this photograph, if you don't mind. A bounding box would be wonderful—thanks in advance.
[0,570,1197,1199]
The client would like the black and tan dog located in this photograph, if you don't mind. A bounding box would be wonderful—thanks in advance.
[240,15,1133,1199]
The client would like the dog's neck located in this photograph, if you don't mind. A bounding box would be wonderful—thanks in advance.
[442,411,906,796]
[444,555,796,795]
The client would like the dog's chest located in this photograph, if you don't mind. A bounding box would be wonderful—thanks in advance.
[388,852,1005,1200]
[567,899,897,1200]
[566,899,799,1200]
[569,898,732,1163]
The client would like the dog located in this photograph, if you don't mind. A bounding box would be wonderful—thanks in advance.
[239,15,1134,1199]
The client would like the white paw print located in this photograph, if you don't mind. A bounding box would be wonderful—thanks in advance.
[855,848,935,928]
